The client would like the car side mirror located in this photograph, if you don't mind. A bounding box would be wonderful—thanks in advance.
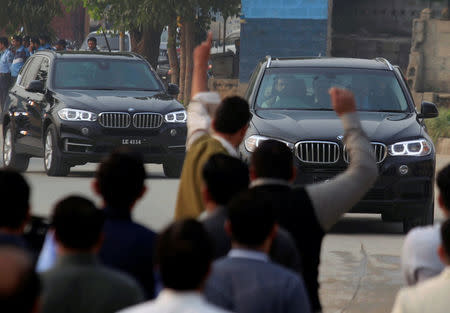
[418,101,439,119]
[26,80,45,93]
[167,83,179,96]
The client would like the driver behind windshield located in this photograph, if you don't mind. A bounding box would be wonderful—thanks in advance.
[261,76,289,108]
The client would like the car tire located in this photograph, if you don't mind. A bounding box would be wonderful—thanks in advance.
[163,160,183,178]
[3,123,30,172]
[44,125,70,177]
[403,200,434,234]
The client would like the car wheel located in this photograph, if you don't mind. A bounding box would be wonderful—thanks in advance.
[403,200,434,234]
[3,123,29,172]
[44,125,70,177]
[163,159,183,178]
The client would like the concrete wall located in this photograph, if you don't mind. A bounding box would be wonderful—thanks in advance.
[239,0,329,82]
[330,0,445,70]
[407,9,450,94]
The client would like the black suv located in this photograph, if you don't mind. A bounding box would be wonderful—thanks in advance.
[2,51,186,177]
[241,57,439,232]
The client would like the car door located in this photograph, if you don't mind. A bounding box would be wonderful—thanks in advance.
[14,55,44,154]
[26,57,50,153]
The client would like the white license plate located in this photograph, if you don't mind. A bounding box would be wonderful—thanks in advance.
[122,139,144,145]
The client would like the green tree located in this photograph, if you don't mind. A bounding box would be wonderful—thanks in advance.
[0,0,62,36]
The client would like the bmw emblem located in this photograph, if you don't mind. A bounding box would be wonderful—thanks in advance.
[128,108,135,113]
[337,135,344,141]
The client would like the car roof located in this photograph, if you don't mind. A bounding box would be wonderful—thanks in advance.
[267,57,393,70]
[34,50,143,61]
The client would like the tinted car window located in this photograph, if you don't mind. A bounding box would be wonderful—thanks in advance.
[256,68,409,112]
[21,56,43,88]
[36,58,50,87]
[53,59,162,91]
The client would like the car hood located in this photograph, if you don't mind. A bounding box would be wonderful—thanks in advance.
[54,89,184,114]
[252,110,422,144]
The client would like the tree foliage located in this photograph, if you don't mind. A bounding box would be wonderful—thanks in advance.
[0,0,62,36]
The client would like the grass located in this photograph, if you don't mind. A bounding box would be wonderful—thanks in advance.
[425,107,450,144]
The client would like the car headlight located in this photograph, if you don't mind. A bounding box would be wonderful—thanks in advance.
[387,139,432,157]
[58,109,97,121]
[244,135,294,152]
[165,110,186,123]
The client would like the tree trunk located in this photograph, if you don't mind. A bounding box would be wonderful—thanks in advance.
[223,15,227,53]
[184,20,195,104]
[178,22,186,103]
[168,24,179,85]
[129,28,142,52]
[136,24,163,69]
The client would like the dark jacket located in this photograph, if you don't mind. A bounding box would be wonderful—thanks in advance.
[41,254,144,313]
[251,184,324,312]
[202,206,302,273]
[100,207,157,299]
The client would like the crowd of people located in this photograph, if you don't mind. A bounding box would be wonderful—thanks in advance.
[0,33,448,313]
[0,34,99,109]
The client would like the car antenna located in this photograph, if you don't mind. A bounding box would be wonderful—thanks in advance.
[101,28,111,52]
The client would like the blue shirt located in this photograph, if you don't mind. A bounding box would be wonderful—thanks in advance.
[0,49,13,73]
[38,43,53,51]
[10,46,28,77]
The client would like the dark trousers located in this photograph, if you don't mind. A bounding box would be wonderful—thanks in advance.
[0,73,11,112]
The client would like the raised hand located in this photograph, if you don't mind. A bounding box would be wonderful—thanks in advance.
[329,88,356,116]
[193,32,212,71]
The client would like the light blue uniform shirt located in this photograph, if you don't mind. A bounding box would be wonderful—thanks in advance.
[10,46,28,77]
[0,49,13,73]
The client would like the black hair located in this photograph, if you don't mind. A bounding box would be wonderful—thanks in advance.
[214,96,252,134]
[0,170,30,229]
[437,164,450,210]
[56,39,66,47]
[88,37,97,44]
[202,153,249,205]
[52,196,104,250]
[251,139,293,180]
[95,149,146,209]
[0,37,9,47]
[0,248,40,313]
[30,38,39,45]
[12,35,22,44]
[441,218,450,256]
[38,35,50,43]
[157,219,213,290]
[227,189,277,247]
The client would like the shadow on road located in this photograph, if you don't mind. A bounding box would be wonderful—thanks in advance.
[330,216,404,235]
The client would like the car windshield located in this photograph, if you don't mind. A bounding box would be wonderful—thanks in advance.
[53,59,162,91]
[255,67,410,112]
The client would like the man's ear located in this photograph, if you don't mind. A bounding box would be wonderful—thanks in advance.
[438,245,448,265]
[137,185,147,200]
[212,119,217,131]
[202,185,211,204]
[92,179,101,196]
[438,194,447,212]
[249,164,257,181]
[224,220,232,237]
[270,223,279,240]
[289,166,297,183]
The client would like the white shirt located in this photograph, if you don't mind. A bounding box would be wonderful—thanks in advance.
[228,248,269,262]
[401,224,444,285]
[118,289,232,313]
[392,267,450,313]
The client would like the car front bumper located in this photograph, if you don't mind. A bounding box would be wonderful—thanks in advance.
[294,154,435,220]
[57,120,186,165]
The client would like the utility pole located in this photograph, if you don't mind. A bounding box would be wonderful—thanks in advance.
[119,31,125,51]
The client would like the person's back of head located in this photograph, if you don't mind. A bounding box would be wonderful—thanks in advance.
[95,149,146,210]
[202,153,249,206]
[227,189,277,248]
[52,196,104,251]
[0,37,9,48]
[0,170,30,233]
[0,247,40,313]
[157,219,213,291]
[251,139,294,181]
[437,164,450,213]
[30,38,39,47]
[213,96,252,135]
